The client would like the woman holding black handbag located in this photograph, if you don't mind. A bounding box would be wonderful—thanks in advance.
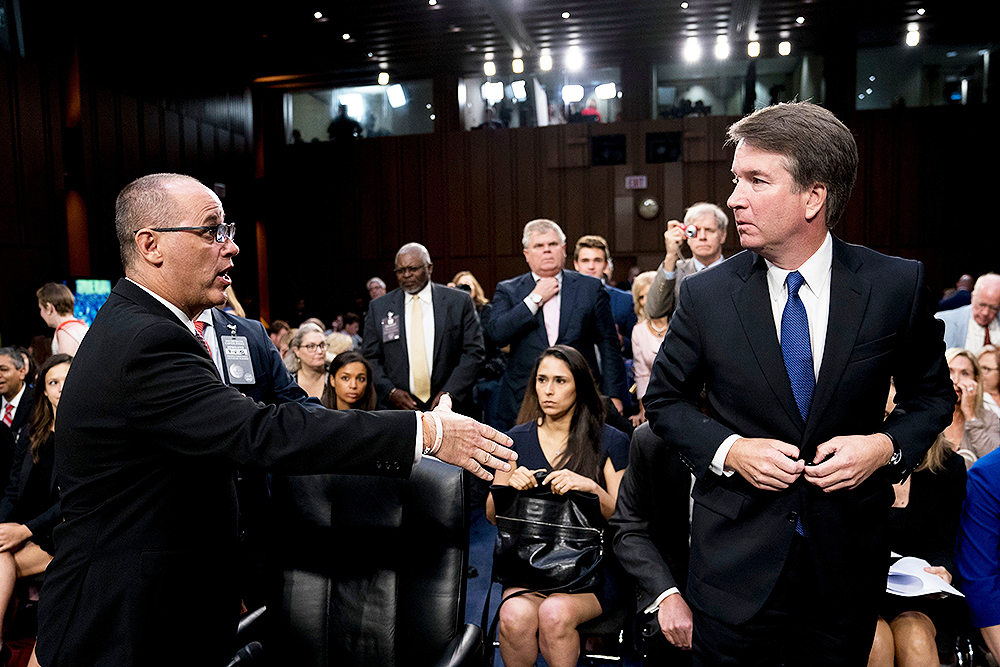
[486,345,629,667]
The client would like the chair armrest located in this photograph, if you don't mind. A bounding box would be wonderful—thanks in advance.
[431,623,482,667]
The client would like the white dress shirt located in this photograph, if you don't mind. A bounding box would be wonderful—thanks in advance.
[523,271,563,315]
[405,281,436,396]
[964,313,1000,356]
[1,383,26,425]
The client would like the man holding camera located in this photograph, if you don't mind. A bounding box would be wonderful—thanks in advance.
[645,202,730,320]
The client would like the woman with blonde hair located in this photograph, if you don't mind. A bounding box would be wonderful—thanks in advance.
[451,270,489,309]
[942,347,999,467]
[978,345,1000,417]
[629,271,668,426]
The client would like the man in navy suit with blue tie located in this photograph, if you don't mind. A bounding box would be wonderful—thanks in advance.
[573,234,637,358]
[643,103,953,666]
[486,219,628,430]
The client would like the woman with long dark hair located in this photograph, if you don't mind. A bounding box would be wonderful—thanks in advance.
[0,354,69,655]
[321,350,376,411]
[486,345,628,667]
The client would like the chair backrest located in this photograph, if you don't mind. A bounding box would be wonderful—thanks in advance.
[270,456,469,667]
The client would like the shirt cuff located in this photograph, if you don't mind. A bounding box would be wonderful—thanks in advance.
[413,413,424,467]
[523,295,540,316]
[658,265,676,280]
[644,588,680,614]
[710,434,742,477]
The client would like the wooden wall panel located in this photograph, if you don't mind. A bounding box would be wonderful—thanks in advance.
[491,132,514,265]
[467,131,492,259]
[0,58,18,246]
[120,96,141,180]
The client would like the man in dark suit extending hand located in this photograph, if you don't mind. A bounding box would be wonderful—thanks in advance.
[363,242,484,415]
[643,103,953,666]
[33,174,515,667]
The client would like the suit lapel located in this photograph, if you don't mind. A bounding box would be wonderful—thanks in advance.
[557,271,574,343]
[802,240,869,446]
[517,272,548,348]
[732,256,804,431]
[211,310,232,384]
[393,290,410,378]
[431,284,446,368]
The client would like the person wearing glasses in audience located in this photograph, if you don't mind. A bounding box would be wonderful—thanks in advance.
[362,242,485,415]
[289,322,329,399]
[977,345,1000,418]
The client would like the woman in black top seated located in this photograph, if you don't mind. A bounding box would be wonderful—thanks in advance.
[487,345,628,667]
[868,385,967,667]
[0,354,69,651]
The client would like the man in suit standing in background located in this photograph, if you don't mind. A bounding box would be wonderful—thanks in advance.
[363,242,484,415]
[645,202,730,320]
[486,219,627,430]
[573,234,637,358]
[936,272,1000,355]
[643,102,953,666]
[33,174,514,667]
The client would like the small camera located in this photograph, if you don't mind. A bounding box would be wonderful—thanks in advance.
[682,224,698,238]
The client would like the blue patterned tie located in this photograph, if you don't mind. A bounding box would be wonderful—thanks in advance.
[781,271,814,422]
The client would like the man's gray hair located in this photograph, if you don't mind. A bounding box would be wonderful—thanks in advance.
[0,347,25,370]
[522,219,566,248]
[115,173,199,271]
[684,202,729,231]
[973,273,1000,294]
[726,101,858,229]
[366,277,386,289]
[396,242,432,265]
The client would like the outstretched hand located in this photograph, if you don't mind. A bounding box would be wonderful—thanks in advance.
[430,394,516,481]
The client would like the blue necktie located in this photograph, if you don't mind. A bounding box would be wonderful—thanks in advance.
[781,271,814,422]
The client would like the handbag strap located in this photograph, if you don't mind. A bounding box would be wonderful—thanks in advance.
[480,547,604,667]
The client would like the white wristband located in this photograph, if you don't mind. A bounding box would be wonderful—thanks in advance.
[428,412,444,456]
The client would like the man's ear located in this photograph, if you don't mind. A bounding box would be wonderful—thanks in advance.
[804,182,827,222]
[134,229,165,267]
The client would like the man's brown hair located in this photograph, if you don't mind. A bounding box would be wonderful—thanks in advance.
[36,283,75,315]
[573,235,610,262]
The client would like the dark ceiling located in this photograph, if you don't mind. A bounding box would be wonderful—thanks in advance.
[33,0,995,92]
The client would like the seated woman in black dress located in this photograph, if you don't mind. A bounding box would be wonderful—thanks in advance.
[320,350,376,411]
[486,345,628,667]
[0,354,69,653]
[868,383,968,667]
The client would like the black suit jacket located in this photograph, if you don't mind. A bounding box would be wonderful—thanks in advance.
[611,423,692,611]
[36,279,417,667]
[362,283,484,409]
[643,238,954,626]
[486,270,627,429]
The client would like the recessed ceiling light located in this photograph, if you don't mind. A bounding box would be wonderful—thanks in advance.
[342,33,350,40]
[866,88,873,94]
[869,75,876,81]
[561,11,570,19]
[566,45,584,71]
[795,16,805,24]
[512,58,524,73]
[747,41,760,58]
[378,72,389,85]
[429,0,438,5]
[680,2,689,8]
[778,41,791,56]
[907,23,919,32]
[379,61,389,69]
[540,54,553,70]
[906,30,920,47]
[484,61,496,77]
[916,7,925,15]
[430,114,436,120]
[858,94,865,99]
[946,51,958,58]
[313,11,322,19]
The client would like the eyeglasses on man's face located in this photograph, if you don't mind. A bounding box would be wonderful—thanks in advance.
[298,342,328,352]
[144,223,236,244]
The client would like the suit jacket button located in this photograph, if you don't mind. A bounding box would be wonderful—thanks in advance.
[787,511,799,523]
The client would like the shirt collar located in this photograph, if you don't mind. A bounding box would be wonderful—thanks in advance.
[126,278,198,335]
[406,281,433,303]
[531,270,563,286]
[2,383,25,412]
[764,231,833,301]
[693,255,725,272]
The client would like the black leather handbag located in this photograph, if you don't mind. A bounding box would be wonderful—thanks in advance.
[490,470,605,593]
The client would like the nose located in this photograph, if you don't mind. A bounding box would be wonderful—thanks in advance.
[727,183,744,210]
[224,237,240,257]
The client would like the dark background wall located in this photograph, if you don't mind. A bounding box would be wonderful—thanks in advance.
[260,104,998,325]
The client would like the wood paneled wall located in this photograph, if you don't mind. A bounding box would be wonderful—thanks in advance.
[0,49,255,346]
[264,104,997,325]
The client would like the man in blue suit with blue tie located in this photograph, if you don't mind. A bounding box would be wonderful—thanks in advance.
[573,234,637,358]
[486,219,628,431]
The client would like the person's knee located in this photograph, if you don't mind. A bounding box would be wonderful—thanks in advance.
[868,618,894,667]
[537,597,578,638]
[499,598,539,638]
[892,611,937,653]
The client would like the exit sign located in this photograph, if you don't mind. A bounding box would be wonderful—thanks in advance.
[625,175,648,190]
